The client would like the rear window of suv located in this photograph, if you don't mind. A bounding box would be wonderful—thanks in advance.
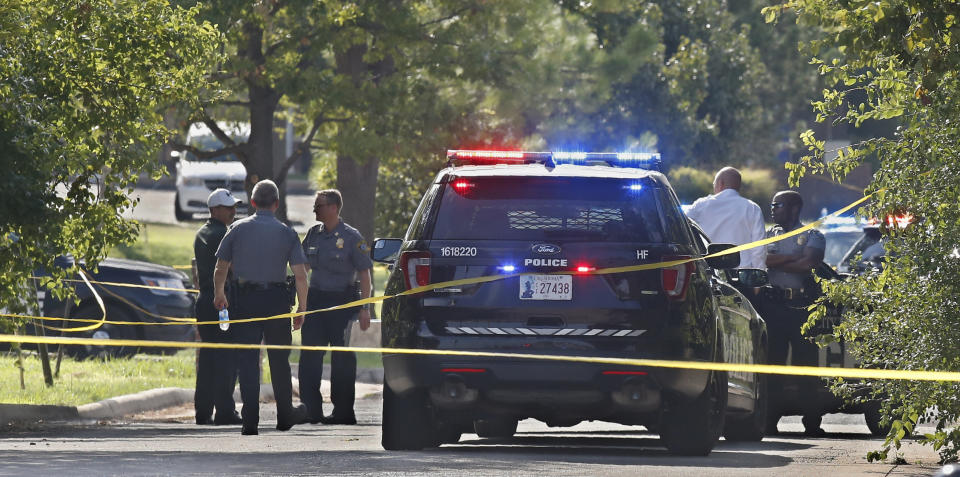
[430,176,673,243]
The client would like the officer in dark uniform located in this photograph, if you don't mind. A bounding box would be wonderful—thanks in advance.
[213,180,309,435]
[763,190,827,437]
[193,189,242,426]
[299,189,373,425]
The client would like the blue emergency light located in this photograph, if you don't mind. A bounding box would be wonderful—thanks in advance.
[446,149,662,171]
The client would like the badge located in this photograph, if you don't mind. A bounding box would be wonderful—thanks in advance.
[797,234,808,246]
[336,238,344,249]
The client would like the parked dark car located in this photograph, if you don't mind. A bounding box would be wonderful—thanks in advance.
[41,256,196,359]
[372,150,769,455]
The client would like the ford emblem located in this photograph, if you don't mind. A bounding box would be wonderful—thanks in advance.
[531,243,561,255]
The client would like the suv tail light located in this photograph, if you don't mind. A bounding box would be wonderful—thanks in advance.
[661,256,695,300]
[400,251,432,289]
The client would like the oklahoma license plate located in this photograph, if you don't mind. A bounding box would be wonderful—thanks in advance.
[519,274,572,300]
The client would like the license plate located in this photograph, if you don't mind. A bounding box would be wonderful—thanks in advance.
[519,274,572,300]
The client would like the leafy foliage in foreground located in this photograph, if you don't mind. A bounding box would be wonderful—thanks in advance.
[0,1,217,326]
[767,0,960,463]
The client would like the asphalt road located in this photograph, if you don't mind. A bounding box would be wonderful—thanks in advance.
[123,187,316,233]
[0,397,943,476]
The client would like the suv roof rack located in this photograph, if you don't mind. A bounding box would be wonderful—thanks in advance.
[446,149,662,171]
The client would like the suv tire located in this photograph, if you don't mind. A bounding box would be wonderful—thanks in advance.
[174,194,192,221]
[474,417,518,439]
[723,372,768,441]
[660,370,728,456]
[65,304,138,360]
[382,384,436,450]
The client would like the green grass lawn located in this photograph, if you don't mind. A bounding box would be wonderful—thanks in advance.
[0,351,196,406]
[1,347,382,406]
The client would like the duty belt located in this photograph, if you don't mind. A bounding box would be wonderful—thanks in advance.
[775,287,806,300]
[235,279,285,291]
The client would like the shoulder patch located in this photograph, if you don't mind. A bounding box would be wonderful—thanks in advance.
[357,241,369,252]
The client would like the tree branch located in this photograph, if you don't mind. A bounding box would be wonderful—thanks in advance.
[201,116,237,147]
[222,100,252,107]
[420,6,474,27]
[275,115,327,186]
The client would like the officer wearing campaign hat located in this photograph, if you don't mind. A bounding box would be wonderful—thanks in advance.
[213,180,309,435]
[192,188,242,425]
[299,189,373,425]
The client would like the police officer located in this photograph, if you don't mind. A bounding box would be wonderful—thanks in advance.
[299,189,373,425]
[213,180,309,435]
[193,189,242,426]
[764,190,827,437]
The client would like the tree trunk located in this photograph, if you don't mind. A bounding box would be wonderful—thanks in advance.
[336,155,380,242]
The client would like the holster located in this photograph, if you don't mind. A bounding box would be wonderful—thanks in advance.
[285,275,297,307]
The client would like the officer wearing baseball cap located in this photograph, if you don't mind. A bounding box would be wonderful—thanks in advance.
[193,188,242,425]
[213,180,309,435]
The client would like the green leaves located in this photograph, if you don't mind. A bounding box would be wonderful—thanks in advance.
[774,0,960,462]
[0,0,217,317]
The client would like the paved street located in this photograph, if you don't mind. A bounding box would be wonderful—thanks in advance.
[123,187,316,233]
[0,395,944,476]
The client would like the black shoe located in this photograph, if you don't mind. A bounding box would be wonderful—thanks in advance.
[196,416,215,426]
[803,427,826,437]
[320,413,357,425]
[307,414,325,425]
[241,426,258,436]
[277,404,308,431]
[214,411,243,426]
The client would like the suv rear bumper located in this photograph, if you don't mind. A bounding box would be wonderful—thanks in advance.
[383,352,711,420]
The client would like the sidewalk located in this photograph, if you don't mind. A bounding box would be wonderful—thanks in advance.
[1,368,383,426]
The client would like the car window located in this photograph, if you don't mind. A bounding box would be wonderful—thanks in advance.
[655,185,694,245]
[430,177,668,242]
[405,184,441,241]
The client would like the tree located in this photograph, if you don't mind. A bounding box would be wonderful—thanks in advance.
[766,0,960,463]
[0,1,218,338]
[176,0,565,241]
[546,0,821,170]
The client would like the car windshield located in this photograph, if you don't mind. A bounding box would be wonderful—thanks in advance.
[431,176,669,242]
[822,230,862,266]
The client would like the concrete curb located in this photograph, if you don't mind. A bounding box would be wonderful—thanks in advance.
[78,387,194,420]
[0,403,79,424]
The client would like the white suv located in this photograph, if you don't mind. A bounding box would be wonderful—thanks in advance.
[173,122,249,220]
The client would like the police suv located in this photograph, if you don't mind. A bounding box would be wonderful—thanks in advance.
[372,150,769,455]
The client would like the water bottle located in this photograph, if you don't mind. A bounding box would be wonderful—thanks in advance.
[218,308,230,331]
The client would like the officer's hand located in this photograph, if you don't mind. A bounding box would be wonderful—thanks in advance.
[292,315,304,331]
[358,309,371,331]
[214,293,228,310]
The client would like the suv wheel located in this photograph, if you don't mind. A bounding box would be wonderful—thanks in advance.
[723,372,768,442]
[660,370,728,456]
[863,401,903,438]
[474,417,518,439]
[381,384,436,450]
[174,194,192,221]
[65,305,138,360]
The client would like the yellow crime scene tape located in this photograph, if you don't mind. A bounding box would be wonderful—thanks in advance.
[14,191,952,383]
[2,333,959,382]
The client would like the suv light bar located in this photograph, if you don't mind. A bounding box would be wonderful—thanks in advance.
[446,150,661,171]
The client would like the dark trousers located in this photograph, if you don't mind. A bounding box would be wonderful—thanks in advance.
[299,288,356,419]
[194,292,238,421]
[231,286,295,428]
[757,292,823,428]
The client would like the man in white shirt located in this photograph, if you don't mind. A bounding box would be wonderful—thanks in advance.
[685,167,766,269]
